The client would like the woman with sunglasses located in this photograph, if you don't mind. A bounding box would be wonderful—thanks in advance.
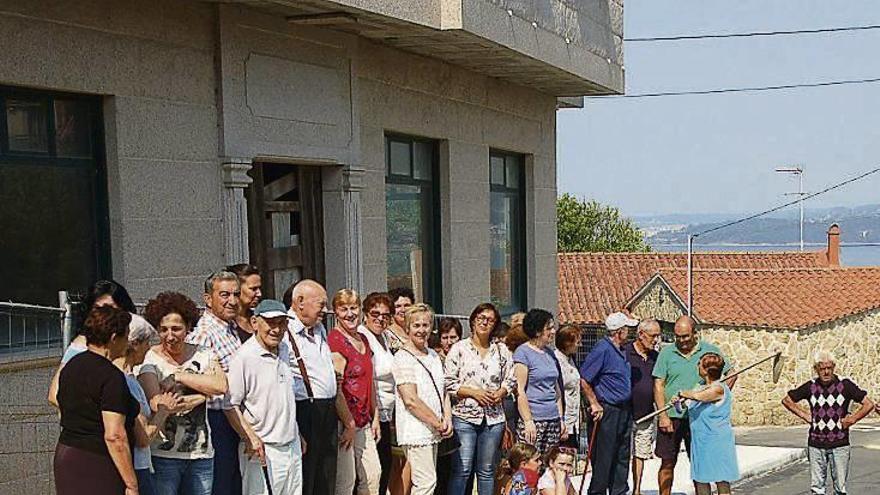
[445,303,513,495]
[359,292,400,495]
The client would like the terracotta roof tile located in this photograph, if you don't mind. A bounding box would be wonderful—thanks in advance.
[654,267,880,329]
[557,251,829,325]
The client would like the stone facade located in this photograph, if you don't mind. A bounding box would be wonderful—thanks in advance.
[630,283,880,426]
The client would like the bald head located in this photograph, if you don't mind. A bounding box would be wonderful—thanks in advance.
[289,279,327,328]
[673,315,697,353]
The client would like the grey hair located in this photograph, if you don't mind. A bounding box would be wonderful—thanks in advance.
[638,319,660,333]
[812,350,836,368]
[204,270,239,294]
[128,314,157,344]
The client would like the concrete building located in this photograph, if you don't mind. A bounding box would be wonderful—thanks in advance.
[0,1,623,492]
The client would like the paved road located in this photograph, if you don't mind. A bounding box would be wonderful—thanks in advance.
[734,421,880,494]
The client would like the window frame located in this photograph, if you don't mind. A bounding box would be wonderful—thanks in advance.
[489,150,527,315]
[0,85,111,294]
[384,133,443,311]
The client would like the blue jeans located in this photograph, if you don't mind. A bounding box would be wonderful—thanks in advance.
[136,468,157,495]
[152,457,213,495]
[448,417,505,495]
[809,445,850,495]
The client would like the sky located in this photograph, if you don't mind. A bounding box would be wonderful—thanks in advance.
[557,1,880,216]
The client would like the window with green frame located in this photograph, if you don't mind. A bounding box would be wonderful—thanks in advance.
[385,134,442,310]
[489,151,526,314]
[0,86,109,306]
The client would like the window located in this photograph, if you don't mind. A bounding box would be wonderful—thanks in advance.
[385,135,441,310]
[0,87,108,306]
[489,151,526,314]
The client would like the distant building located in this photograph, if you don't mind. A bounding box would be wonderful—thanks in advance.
[558,225,880,426]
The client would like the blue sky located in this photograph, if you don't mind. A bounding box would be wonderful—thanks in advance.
[557,1,880,216]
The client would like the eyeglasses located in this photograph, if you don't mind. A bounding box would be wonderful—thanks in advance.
[368,311,392,320]
[558,446,577,454]
[474,315,497,325]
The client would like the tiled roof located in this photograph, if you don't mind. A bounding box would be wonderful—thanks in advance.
[652,267,880,330]
[557,251,830,325]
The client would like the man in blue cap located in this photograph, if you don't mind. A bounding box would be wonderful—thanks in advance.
[228,299,305,495]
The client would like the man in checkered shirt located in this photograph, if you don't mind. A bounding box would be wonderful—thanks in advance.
[782,350,875,495]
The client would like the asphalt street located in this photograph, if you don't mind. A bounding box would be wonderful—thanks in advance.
[734,420,880,494]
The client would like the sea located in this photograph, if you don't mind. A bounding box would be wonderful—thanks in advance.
[649,243,880,267]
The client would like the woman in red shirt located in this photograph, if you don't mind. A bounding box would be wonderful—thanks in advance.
[329,289,382,495]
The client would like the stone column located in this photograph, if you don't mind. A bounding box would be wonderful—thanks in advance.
[342,167,366,293]
[221,158,253,265]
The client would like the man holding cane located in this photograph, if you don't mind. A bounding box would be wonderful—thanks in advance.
[228,299,306,495]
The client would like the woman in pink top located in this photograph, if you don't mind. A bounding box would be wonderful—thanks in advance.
[329,289,382,495]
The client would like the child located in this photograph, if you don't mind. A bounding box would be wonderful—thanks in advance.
[496,443,541,495]
[538,447,576,495]
[675,353,739,495]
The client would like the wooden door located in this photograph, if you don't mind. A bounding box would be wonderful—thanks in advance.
[246,163,325,299]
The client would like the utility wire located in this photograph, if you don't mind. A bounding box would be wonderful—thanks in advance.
[625,24,880,42]
[589,76,880,99]
[694,167,880,238]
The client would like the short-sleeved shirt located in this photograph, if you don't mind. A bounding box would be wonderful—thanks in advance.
[328,328,375,428]
[139,346,215,459]
[186,310,242,409]
[652,340,730,419]
[445,340,515,426]
[513,344,561,421]
[287,312,337,401]
[360,327,396,422]
[58,351,139,457]
[537,469,574,494]
[579,337,631,406]
[554,349,581,435]
[125,373,153,471]
[788,376,867,449]
[626,342,659,420]
[508,468,539,495]
[228,337,299,445]
[392,347,444,446]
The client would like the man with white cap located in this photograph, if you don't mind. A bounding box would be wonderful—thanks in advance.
[227,299,305,495]
[579,311,639,495]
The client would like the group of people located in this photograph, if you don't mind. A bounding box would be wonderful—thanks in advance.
[47,267,880,495]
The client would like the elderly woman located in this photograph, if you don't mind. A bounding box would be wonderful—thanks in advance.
[328,289,382,495]
[358,292,399,495]
[553,326,582,449]
[392,304,453,495]
[49,279,137,408]
[54,306,140,495]
[387,287,415,352]
[512,309,566,455]
[445,303,513,495]
[139,292,227,495]
[112,315,178,495]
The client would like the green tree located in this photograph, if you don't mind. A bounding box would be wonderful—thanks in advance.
[557,193,650,252]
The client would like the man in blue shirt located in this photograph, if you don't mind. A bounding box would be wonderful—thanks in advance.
[580,312,639,495]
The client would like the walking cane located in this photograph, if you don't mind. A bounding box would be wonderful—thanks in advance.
[262,463,274,495]
[577,417,600,495]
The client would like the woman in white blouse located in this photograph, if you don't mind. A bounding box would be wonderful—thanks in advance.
[392,304,453,495]
[445,303,514,495]
[553,325,583,449]
[358,292,398,495]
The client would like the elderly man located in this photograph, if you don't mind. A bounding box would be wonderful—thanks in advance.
[627,319,660,495]
[228,299,305,495]
[783,351,875,495]
[187,270,244,495]
[651,316,733,495]
[286,279,355,495]
[580,312,639,495]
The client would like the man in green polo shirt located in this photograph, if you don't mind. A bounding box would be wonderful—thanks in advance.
[651,316,735,495]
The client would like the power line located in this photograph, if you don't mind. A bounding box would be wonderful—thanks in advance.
[626,24,880,42]
[588,76,880,99]
[694,167,880,238]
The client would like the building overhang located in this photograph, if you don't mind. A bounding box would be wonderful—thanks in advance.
[220,0,624,97]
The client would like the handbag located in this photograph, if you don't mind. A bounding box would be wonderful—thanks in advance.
[399,347,460,456]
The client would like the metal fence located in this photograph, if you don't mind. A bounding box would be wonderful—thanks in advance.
[0,292,75,364]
